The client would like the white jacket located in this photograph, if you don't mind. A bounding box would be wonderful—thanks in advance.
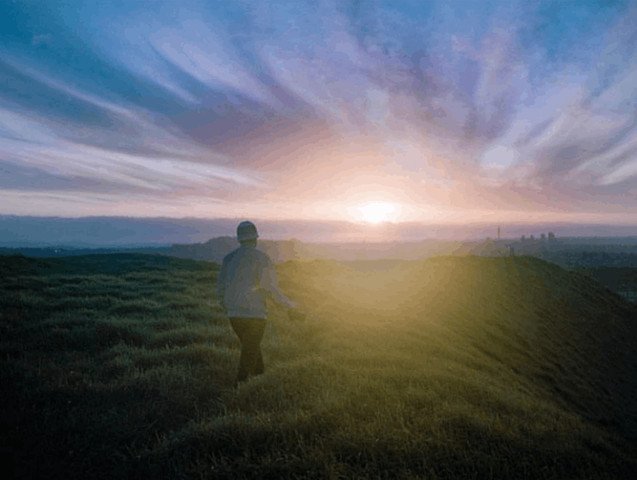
[216,243,296,319]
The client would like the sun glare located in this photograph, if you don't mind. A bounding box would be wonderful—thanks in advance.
[357,202,397,224]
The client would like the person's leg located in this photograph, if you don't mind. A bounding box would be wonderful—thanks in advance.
[230,318,266,383]
[252,337,264,376]
[242,319,265,377]
[230,318,250,382]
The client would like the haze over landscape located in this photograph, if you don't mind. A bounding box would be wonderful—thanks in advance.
[1,0,636,242]
[2,3,637,478]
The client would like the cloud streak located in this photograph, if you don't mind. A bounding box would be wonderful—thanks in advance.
[0,0,635,225]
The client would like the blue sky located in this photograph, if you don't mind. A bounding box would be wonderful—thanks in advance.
[1,0,636,229]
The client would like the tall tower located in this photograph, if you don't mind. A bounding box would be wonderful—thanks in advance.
[497,226,501,240]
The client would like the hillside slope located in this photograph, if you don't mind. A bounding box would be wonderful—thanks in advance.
[278,255,637,440]
[1,253,636,479]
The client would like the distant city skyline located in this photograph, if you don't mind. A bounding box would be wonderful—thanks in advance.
[1,215,635,247]
[1,1,636,235]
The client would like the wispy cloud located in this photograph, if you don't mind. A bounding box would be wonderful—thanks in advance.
[0,0,635,222]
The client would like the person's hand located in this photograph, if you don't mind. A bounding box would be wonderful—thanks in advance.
[287,307,306,322]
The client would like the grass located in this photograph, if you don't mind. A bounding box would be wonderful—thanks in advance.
[576,266,637,302]
[1,253,636,479]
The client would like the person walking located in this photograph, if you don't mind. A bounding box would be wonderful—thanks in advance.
[216,221,302,385]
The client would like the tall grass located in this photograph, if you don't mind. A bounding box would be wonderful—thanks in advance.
[1,253,636,479]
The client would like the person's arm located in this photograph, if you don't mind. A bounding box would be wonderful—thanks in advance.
[260,256,296,309]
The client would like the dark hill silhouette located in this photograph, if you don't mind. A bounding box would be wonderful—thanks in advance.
[167,237,465,263]
[168,236,303,263]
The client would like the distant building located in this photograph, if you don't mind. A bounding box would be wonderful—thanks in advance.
[541,233,546,242]
[548,232,556,242]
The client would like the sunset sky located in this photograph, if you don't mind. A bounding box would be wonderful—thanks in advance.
[1,0,636,232]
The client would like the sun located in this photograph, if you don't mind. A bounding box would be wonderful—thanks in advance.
[357,202,397,224]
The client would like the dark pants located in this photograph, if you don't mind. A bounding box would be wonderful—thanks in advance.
[230,317,266,383]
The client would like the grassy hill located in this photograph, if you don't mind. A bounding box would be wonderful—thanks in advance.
[1,253,636,479]
[576,266,637,302]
